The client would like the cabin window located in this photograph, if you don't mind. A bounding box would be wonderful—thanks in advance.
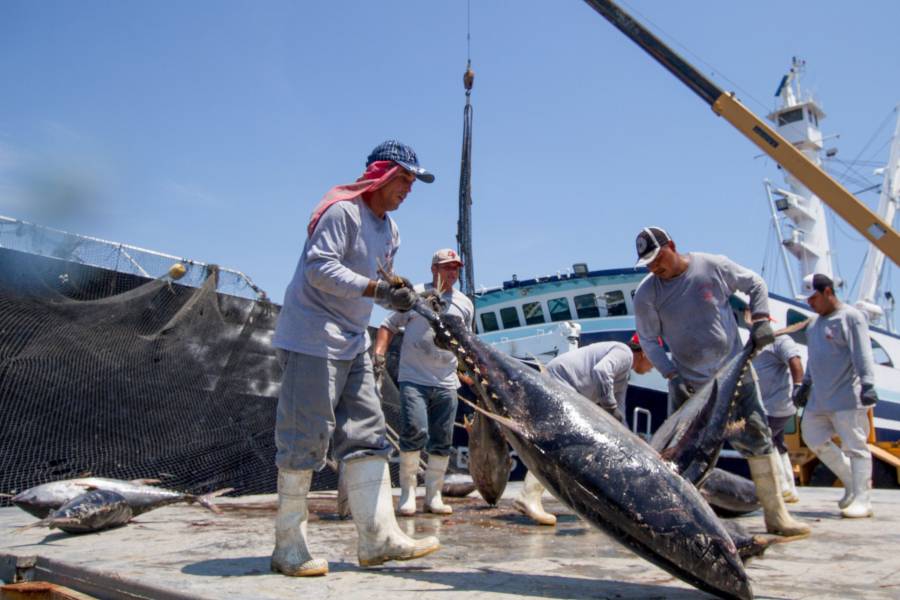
[500,306,521,329]
[548,297,572,322]
[523,301,545,325]
[777,108,803,126]
[480,311,499,333]
[871,338,893,367]
[604,290,628,316]
[574,293,600,319]
[786,308,810,345]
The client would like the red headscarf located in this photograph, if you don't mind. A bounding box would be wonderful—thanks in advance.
[306,160,402,236]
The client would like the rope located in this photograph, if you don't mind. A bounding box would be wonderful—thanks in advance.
[457,3,476,298]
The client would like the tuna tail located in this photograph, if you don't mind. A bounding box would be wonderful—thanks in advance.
[187,488,234,514]
[16,516,77,532]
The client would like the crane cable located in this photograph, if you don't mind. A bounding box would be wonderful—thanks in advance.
[457,0,476,298]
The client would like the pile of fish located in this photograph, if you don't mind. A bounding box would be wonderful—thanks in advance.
[414,299,755,600]
[9,477,230,534]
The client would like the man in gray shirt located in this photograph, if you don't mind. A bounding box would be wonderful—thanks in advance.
[633,226,809,537]
[373,248,474,517]
[751,321,803,503]
[270,141,439,577]
[794,273,877,518]
[514,336,654,526]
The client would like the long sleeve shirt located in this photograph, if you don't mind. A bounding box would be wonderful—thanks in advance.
[545,342,633,413]
[381,285,474,389]
[803,303,876,414]
[752,334,802,418]
[633,252,769,386]
[273,197,399,360]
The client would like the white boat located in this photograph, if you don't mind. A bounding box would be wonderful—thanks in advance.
[474,60,900,450]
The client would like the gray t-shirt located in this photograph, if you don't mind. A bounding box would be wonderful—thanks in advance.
[804,303,876,414]
[273,197,400,360]
[382,284,474,389]
[752,335,801,418]
[633,252,769,386]
[545,341,633,413]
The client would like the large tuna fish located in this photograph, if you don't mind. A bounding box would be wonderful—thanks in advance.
[414,303,752,600]
[11,477,229,518]
[22,490,134,534]
[700,469,760,518]
[463,410,511,505]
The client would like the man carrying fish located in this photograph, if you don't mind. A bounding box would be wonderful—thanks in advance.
[514,334,654,526]
[270,141,440,577]
[632,226,810,537]
[373,248,474,517]
[749,311,804,503]
[793,273,877,518]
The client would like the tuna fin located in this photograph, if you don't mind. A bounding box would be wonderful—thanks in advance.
[524,352,547,374]
[775,319,810,336]
[0,493,12,498]
[190,488,234,515]
[462,413,474,434]
[130,478,162,485]
[456,395,528,439]
[16,518,52,533]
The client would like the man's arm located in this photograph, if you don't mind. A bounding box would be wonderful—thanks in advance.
[304,206,371,297]
[373,326,395,357]
[633,287,676,377]
[591,346,631,412]
[847,311,876,387]
[719,256,770,319]
[788,356,804,385]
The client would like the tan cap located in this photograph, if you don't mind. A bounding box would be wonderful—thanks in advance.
[432,248,463,266]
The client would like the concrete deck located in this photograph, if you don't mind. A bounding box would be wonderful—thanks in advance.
[1,485,898,600]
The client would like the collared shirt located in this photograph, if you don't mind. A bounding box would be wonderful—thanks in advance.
[273,197,399,359]
[382,284,474,389]
[634,252,769,386]
[804,303,876,414]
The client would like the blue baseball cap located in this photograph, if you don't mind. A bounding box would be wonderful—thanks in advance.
[366,140,434,183]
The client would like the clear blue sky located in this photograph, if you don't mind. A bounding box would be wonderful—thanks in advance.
[2,1,899,322]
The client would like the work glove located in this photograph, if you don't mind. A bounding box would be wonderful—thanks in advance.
[860,383,879,407]
[792,382,810,408]
[373,353,386,382]
[750,319,775,351]
[669,374,694,408]
[373,276,417,312]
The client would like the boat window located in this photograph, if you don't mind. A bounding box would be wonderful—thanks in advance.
[548,297,572,322]
[500,306,521,329]
[574,293,600,319]
[604,290,628,316]
[777,108,803,126]
[786,308,810,344]
[522,301,545,325]
[480,311,499,333]
[871,338,893,367]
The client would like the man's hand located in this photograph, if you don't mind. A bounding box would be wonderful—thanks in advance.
[611,406,625,424]
[669,374,694,407]
[750,319,775,351]
[373,353,387,381]
[373,277,417,312]
[792,382,810,408]
[860,383,878,407]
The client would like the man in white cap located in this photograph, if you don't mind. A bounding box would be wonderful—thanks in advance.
[271,140,439,577]
[514,334,655,526]
[794,273,877,518]
[632,226,810,537]
[373,248,474,517]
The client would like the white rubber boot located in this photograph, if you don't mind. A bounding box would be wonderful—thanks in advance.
[424,455,453,515]
[813,441,854,509]
[780,452,800,503]
[271,469,329,576]
[346,456,440,567]
[841,456,874,519]
[513,471,557,526]
[397,451,419,517]
[747,453,811,537]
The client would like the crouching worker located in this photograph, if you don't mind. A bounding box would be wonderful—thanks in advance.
[373,248,474,516]
[271,141,440,576]
[795,273,877,518]
[514,335,654,526]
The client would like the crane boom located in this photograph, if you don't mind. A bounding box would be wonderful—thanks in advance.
[582,0,900,266]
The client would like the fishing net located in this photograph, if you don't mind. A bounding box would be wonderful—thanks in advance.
[0,218,416,503]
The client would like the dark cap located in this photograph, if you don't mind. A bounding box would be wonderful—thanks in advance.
[635,227,672,267]
[802,273,834,296]
[366,140,434,183]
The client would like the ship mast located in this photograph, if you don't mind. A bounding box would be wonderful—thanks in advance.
[767,58,835,290]
[855,107,900,330]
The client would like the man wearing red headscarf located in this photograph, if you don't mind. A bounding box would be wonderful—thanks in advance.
[270,141,439,577]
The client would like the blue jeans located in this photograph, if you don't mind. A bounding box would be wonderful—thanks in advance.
[398,382,457,456]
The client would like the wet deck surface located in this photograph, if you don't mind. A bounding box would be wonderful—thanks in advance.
[2,485,899,599]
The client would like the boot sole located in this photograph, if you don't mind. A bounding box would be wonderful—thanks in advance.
[271,562,329,577]
[425,506,453,515]
[359,543,440,567]
[513,500,557,526]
